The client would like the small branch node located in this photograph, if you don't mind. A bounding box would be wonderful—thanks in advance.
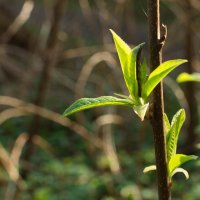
[158,24,167,51]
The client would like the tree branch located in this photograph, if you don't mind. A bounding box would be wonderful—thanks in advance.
[148,0,171,199]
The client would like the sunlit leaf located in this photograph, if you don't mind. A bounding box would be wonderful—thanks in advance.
[169,154,198,177]
[167,109,185,161]
[163,113,170,137]
[177,72,200,83]
[171,167,189,179]
[124,44,145,99]
[143,165,156,173]
[142,59,187,100]
[110,29,145,99]
[140,58,148,88]
[110,29,131,76]
[63,96,133,116]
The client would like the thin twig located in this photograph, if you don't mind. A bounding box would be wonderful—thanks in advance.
[1,0,34,43]
[0,96,103,149]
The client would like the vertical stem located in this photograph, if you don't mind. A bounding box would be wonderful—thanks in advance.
[148,0,171,199]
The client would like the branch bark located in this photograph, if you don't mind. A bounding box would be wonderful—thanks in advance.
[147,0,171,199]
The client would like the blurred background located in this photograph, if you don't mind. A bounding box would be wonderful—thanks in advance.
[0,0,199,199]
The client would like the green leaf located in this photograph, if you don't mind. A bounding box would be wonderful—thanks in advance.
[169,154,198,177]
[110,29,145,99]
[171,168,189,180]
[124,44,145,98]
[63,96,133,117]
[143,165,156,173]
[163,113,170,137]
[167,109,185,161]
[141,59,187,100]
[140,58,148,87]
[177,72,200,83]
[110,29,131,75]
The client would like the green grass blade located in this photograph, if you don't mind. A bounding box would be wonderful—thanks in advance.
[63,96,133,117]
[142,59,187,100]
[167,109,185,161]
[177,72,200,83]
[169,154,198,177]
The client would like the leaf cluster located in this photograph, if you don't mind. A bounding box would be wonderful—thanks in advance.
[144,109,198,180]
[63,30,198,184]
[63,30,186,121]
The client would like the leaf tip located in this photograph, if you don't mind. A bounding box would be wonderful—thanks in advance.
[171,168,190,180]
[143,165,157,173]
[109,29,115,36]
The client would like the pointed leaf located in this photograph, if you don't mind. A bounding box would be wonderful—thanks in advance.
[110,29,131,75]
[133,102,149,121]
[171,168,189,179]
[63,96,133,117]
[124,43,145,98]
[163,113,170,137]
[177,72,200,83]
[140,58,148,86]
[169,154,197,177]
[142,59,187,100]
[167,109,185,161]
[143,165,156,173]
[110,29,145,99]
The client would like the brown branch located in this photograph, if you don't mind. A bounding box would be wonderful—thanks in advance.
[0,0,34,43]
[0,96,103,149]
[0,96,102,149]
[148,0,171,199]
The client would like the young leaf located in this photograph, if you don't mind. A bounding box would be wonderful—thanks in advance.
[163,113,170,137]
[63,96,133,117]
[140,58,148,87]
[168,154,198,177]
[143,165,157,173]
[124,43,145,98]
[141,59,187,100]
[171,168,189,179]
[177,72,200,83]
[110,29,131,76]
[167,109,185,161]
[110,29,145,99]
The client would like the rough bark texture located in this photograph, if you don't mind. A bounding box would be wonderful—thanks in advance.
[148,0,171,199]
